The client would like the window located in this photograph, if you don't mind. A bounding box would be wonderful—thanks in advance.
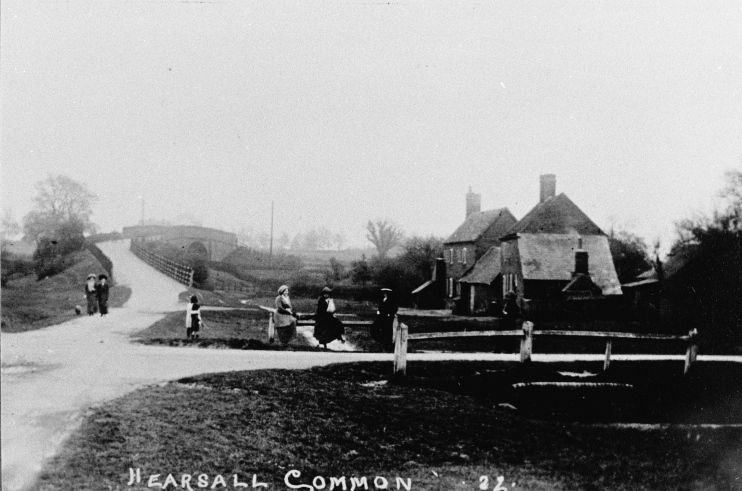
[462,248,467,264]
[455,282,461,297]
[448,277,454,297]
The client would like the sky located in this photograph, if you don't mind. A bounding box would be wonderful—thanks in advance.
[2,0,741,254]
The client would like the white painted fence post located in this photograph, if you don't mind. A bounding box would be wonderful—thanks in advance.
[520,321,533,363]
[393,323,408,379]
[684,328,698,375]
[267,313,275,344]
[604,338,613,371]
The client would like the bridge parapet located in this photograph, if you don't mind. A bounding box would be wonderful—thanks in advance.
[123,225,238,261]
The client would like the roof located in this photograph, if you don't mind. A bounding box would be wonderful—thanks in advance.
[445,208,516,244]
[638,246,699,281]
[459,246,501,284]
[516,233,622,295]
[505,193,604,236]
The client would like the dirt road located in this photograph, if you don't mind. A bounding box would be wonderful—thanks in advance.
[2,240,740,491]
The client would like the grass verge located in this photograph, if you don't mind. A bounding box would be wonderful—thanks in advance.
[1,250,132,333]
[36,361,741,490]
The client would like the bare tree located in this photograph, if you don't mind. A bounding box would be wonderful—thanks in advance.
[23,174,98,241]
[332,232,346,250]
[366,219,404,257]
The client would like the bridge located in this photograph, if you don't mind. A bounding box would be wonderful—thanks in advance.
[122,225,238,262]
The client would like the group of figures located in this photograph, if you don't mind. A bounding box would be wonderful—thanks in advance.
[82,273,110,316]
[273,285,399,350]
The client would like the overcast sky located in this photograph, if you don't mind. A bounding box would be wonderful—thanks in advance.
[2,0,741,253]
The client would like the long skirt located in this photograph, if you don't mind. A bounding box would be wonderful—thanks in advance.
[276,321,297,344]
[98,296,109,315]
[314,316,345,345]
[86,293,98,315]
[370,316,394,349]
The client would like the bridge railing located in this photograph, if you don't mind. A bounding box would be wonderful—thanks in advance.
[130,239,194,287]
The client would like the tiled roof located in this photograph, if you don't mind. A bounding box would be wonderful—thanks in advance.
[506,193,604,236]
[459,246,501,284]
[445,208,516,244]
[517,233,622,295]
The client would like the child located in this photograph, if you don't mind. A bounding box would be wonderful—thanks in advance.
[186,295,202,339]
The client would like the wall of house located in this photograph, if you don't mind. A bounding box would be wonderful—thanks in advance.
[443,243,474,285]
[500,239,523,296]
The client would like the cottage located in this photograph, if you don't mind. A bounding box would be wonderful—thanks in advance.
[499,175,622,319]
[412,187,516,312]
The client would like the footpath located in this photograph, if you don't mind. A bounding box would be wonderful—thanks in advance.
[2,240,740,491]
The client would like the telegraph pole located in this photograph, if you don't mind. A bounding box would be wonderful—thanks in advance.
[269,201,274,268]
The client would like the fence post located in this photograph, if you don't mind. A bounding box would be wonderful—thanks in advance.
[392,315,399,344]
[267,313,275,344]
[684,328,698,375]
[393,323,408,380]
[520,321,533,363]
[604,338,613,371]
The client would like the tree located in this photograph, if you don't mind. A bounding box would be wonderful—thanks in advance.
[277,231,290,250]
[2,208,21,241]
[303,229,320,250]
[366,219,404,258]
[23,174,98,241]
[399,235,445,281]
[608,230,653,284]
[332,233,346,250]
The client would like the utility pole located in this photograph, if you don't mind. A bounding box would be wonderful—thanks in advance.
[269,201,274,268]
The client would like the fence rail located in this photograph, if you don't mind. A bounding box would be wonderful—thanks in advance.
[259,306,373,344]
[130,240,194,287]
[394,323,699,378]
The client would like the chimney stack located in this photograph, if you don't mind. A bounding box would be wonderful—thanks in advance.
[466,186,481,218]
[573,237,589,276]
[540,174,556,203]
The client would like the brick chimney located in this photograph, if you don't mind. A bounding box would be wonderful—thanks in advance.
[540,174,556,203]
[466,186,481,218]
[573,237,589,276]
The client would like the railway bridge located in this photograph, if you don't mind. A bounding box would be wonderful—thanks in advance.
[122,225,238,261]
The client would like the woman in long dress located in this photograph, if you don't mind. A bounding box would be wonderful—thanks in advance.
[96,274,110,316]
[274,285,298,344]
[370,288,398,351]
[84,274,98,316]
[313,286,345,349]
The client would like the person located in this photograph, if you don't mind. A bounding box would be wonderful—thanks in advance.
[84,274,98,316]
[96,274,110,316]
[274,285,298,344]
[500,290,521,330]
[370,288,398,352]
[313,286,345,349]
[186,295,202,340]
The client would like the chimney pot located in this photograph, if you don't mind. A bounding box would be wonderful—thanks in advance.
[540,174,556,203]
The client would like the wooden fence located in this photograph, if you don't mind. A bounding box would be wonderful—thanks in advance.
[259,306,373,344]
[392,323,699,379]
[213,276,254,294]
[130,240,194,287]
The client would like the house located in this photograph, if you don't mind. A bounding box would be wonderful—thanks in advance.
[412,188,517,312]
[458,245,503,314]
[499,175,622,319]
[442,187,517,310]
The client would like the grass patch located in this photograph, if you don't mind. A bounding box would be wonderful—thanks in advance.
[1,250,132,333]
[36,361,742,490]
[133,307,384,352]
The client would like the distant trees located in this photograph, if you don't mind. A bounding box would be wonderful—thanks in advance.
[23,174,98,241]
[2,208,21,241]
[366,219,404,258]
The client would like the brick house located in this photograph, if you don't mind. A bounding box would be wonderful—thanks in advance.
[499,175,622,318]
[442,187,517,308]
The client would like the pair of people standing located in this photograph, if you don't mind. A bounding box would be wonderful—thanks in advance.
[84,273,110,316]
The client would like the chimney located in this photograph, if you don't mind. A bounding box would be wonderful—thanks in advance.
[466,186,481,218]
[540,174,556,203]
[573,237,589,276]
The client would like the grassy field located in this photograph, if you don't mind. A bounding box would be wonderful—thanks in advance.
[35,360,742,491]
[133,304,385,352]
[1,250,132,333]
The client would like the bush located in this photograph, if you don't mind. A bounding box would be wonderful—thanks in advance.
[1,248,35,286]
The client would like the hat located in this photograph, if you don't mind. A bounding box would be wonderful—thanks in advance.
[87,274,96,279]
[322,286,333,293]
[278,285,289,295]
[381,288,393,292]
[98,274,108,280]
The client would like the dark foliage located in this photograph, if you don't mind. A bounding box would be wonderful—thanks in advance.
[608,231,653,284]
[1,248,35,286]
